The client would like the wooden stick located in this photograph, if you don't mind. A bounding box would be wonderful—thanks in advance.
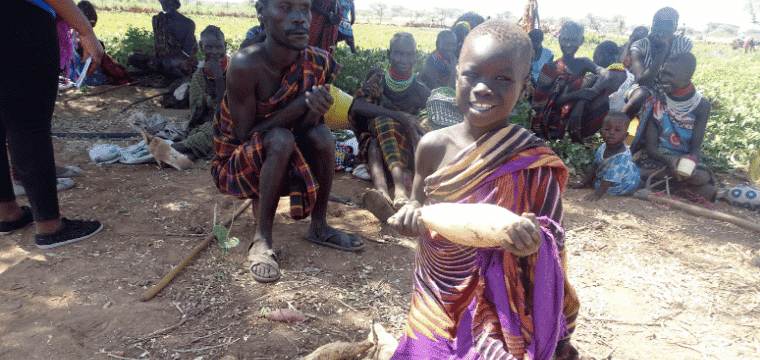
[140,199,253,302]
[635,189,760,233]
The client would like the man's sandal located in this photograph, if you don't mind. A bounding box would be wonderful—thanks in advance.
[304,227,365,252]
[248,249,281,283]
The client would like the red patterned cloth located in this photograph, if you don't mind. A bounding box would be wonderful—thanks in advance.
[211,47,340,220]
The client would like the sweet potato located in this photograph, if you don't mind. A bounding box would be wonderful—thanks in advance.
[265,308,307,322]
[301,340,373,360]
[418,203,533,247]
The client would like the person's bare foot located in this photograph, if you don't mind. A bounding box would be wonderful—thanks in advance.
[362,189,396,223]
[393,186,410,210]
[247,241,280,283]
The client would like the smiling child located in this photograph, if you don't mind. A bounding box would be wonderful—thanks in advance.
[388,19,580,360]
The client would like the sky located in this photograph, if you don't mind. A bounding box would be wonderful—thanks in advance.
[205,0,759,31]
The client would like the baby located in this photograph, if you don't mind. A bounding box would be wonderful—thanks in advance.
[572,111,640,201]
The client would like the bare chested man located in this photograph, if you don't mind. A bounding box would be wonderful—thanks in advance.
[211,0,364,284]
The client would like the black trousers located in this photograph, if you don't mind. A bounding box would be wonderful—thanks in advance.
[0,1,61,221]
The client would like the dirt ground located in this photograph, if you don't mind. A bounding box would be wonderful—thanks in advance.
[1,86,759,360]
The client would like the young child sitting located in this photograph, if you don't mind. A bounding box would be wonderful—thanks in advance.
[389,20,580,360]
[571,111,640,201]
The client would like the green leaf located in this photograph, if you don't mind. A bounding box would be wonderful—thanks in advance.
[213,225,229,243]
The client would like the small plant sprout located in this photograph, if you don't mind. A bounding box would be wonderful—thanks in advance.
[213,202,240,255]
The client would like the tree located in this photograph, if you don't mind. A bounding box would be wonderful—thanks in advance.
[746,0,760,24]
[611,15,626,35]
[370,3,388,25]
[391,5,406,18]
[586,13,601,33]
[498,11,513,20]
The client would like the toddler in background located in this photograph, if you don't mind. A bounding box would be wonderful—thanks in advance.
[572,111,640,201]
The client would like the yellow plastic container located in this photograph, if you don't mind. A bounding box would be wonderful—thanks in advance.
[324,85,353,130]
[625,117,640,146]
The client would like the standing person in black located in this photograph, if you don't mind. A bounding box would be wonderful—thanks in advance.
[0,0,104,248]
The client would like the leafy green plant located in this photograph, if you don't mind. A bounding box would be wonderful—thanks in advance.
[213,206,240,255]
[546,136,601,176]
[105,26,154,68]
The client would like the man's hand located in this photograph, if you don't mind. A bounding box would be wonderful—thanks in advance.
[305,85,334,116]
[388,201,424,237]
[501,212,543,257]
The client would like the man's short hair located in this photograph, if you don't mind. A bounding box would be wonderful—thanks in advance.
[390,32,416,52]
[528,29,544,43]
[77,1,97,23]
[464,20,533,66]
[667,52,697,79]
[560,21,584,39]
[200,25,225,43]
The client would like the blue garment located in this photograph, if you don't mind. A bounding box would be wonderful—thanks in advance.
[69,51,109,86]
[338,0,353,36]
[25,0,55,17]
[246,26,263,39]
[532,47,553,81]
[594,144,640,196]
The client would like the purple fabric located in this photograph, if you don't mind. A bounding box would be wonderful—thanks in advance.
[56,20,74,77]
[392,158,567,360]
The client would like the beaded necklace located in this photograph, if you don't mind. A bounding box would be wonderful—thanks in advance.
[385,66,415,93]
[665,83,701,114]
[606,63,625,72]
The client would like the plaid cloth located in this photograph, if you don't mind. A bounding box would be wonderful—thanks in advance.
[309,0,340,52]
[351,68,427,173]
[211,47,340,220]
[532,59,608,143]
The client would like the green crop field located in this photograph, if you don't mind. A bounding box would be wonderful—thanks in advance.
[93,10,760,173]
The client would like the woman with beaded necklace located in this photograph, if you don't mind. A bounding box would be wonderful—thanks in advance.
[348,32,431,222]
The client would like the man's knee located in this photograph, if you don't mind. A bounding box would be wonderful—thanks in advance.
[263,128,296,156]
[303,124,334,153]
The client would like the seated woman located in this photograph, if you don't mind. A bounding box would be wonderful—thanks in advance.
[623,7,692,119]
[348,32,430,221]
[532,21,605,142]
[632,53,715,201]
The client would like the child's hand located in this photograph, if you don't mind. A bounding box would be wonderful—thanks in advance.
[501,212,543,257]
[387,201,424,237]
[305,85,334,116]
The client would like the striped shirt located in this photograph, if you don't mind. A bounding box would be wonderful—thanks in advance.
[630,35,693,69]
